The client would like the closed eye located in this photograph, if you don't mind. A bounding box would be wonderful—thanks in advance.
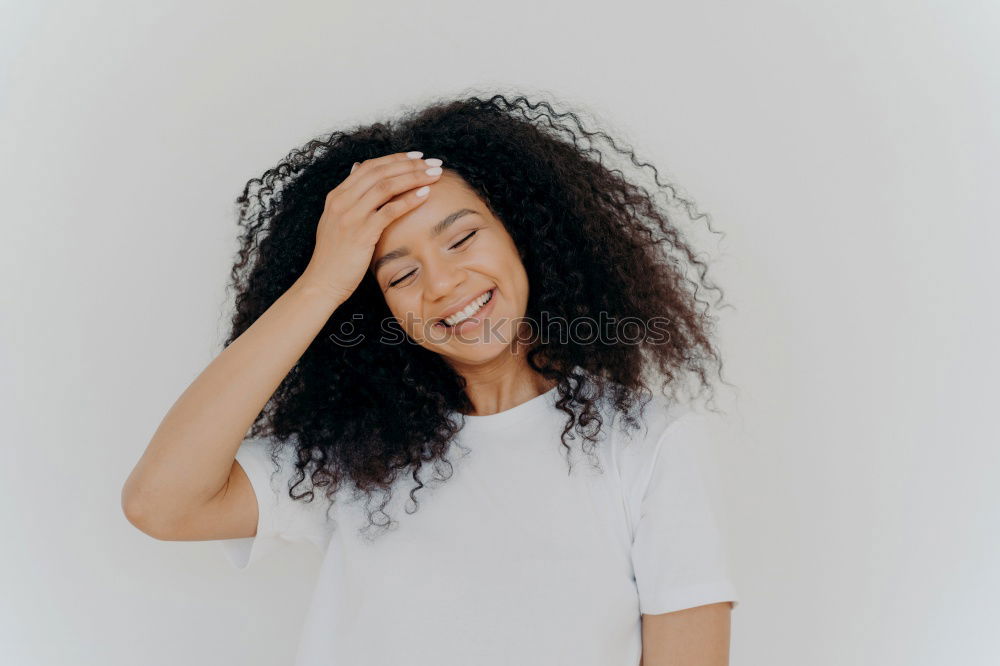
[389,271,414,288]
[451,230,477,248]
[388,231,479,288]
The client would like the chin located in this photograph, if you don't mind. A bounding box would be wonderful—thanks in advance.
[443,341,515,365]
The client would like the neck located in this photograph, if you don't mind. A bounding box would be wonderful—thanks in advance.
[449,352,558,417]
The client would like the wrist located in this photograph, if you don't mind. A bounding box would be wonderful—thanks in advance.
[291,275,350,310]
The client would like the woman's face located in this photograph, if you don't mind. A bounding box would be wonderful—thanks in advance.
[369,170,530,365]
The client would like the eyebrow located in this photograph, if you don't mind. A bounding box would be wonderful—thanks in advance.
[370,208,480,275]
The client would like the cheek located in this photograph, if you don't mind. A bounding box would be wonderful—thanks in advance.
[381,295,402,321]
[386,295,421,330]
[506,257,530,292]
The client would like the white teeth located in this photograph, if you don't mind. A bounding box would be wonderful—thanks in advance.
[443,289,493,327]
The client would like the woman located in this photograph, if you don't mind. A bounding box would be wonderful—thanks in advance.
[122,93,740,665]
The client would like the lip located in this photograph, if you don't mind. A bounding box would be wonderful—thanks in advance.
[440,287,498,335]
[434,288,495,327]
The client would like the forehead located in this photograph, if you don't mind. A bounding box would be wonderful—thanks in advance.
[375,172,488,244]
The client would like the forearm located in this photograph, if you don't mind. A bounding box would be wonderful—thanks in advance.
[640,602,732,665]
[122,277,344,524]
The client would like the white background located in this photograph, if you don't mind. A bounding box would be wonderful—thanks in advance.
[3,0,998,664]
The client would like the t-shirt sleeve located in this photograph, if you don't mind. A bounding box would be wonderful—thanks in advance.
[629,407,741,615]
[219,437,335,571]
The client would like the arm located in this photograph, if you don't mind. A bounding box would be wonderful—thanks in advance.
[121,152,441,542]
[640,602,733,666]
[120,276,345,539]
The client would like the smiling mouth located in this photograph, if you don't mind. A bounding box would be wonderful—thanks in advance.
[435,288,495,329]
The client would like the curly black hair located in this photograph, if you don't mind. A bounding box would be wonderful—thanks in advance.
[222,90,733,538]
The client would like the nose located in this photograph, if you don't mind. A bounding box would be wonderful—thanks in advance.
[423,256,466,302]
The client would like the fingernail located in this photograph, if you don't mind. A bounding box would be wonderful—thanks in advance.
[351,162,359,173]
[406,151,423,159]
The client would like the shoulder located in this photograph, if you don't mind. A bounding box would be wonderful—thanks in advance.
[235,436,299,484]
[237,436,339,528]
[609,393,716,502]
[233,435,330,510]
[611,392,693,456]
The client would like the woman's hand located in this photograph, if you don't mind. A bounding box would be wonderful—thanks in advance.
[299,151,444,303]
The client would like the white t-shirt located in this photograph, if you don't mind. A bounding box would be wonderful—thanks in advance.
[221,385,740,665]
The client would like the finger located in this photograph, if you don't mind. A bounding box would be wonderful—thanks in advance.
[370,183,433,236]
[350,151,423,178]
[356,163,443,218]
[341,151,426,196]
